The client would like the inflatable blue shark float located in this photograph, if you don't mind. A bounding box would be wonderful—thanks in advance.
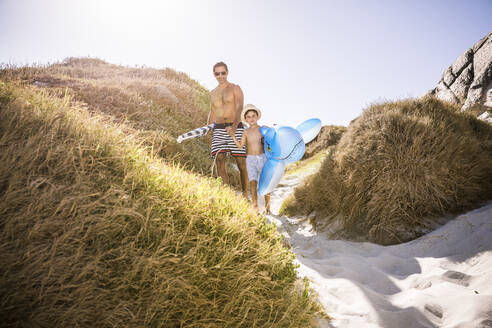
[258,118,322,195]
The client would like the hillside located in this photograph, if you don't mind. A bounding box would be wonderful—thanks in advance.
[0,57,241,184]
[0,79,320,326]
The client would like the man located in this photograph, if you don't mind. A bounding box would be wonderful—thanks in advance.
[207,62,248,197]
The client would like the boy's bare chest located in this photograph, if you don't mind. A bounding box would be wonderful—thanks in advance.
[247,129,263,144]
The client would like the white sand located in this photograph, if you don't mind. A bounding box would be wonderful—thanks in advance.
[258,174,492,328]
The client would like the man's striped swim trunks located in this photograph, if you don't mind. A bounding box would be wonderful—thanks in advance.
[211,122,246,158]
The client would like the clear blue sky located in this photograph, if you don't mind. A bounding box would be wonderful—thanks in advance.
[1,0,491,127]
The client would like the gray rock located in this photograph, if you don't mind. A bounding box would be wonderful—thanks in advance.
[429,30,492,111]
[434,81,459,104]
[450,63,473,102]
[451,48,473,76]
[478,111,492,124]
[443,66,455,87]
[483,81,492,107]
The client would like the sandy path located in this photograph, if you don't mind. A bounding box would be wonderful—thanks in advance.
[259,173,492,328]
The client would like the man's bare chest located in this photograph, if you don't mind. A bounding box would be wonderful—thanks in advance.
[211,87,234,107]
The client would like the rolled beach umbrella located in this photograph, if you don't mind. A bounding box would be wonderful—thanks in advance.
[176,123,215,143]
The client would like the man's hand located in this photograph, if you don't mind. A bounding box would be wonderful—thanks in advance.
[225,126,235,137]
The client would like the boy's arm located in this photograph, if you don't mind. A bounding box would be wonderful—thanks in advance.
[227,128,246,149]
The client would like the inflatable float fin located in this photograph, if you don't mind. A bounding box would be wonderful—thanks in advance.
[296,118,322,144]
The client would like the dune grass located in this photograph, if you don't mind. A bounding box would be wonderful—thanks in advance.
[284,150,329,179]
[281,96,492,245]
[280,126,346,184]
[0,81,320,327]
[0,57,241,187]
[303,125,346,160]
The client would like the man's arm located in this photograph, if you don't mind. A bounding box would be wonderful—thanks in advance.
[207,102,215,125]
[232,85,244,130]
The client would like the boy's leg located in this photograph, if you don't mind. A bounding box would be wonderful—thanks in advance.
[264,193,271,214]
[250,180,258,211]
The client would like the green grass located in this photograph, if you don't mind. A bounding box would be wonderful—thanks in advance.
[281,96,492,245]
[0,81,320,327]
[284,149,329,179]
[280,125,346,184]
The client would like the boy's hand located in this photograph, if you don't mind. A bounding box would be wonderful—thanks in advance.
[225,126,234,137]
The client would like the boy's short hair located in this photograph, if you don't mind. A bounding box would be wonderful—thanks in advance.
[244,109,258,118]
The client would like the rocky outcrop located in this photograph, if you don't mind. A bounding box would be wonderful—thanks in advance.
[428,30,492,111]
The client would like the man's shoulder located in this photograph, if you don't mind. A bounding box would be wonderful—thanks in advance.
[225,82,241,90]
[210,83,240,92]
[231,83,243,96]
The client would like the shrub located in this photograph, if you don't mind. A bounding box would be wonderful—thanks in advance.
[281,96,492,245]
[303,125,346,159]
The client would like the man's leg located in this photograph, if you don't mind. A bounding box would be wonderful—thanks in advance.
[250,180,258,211]
[216,152,228,184]
[235,156,248,197]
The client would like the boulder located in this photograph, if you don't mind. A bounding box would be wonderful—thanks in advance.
[428,30,492,111]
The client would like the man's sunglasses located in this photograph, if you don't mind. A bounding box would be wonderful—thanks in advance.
[214,71,227,76]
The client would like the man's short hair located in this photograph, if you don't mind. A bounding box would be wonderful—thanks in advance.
[213,62,228,72]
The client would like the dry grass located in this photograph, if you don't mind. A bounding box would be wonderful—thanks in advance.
[303,125,346,159]
[0,81,320,327]
[281,96,492,245]
[0,57,241,187]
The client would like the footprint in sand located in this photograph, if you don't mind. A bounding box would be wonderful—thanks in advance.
[442,270,471,287]
[414,281,432,290]
[323,266,344,276]
[424,303,444,319]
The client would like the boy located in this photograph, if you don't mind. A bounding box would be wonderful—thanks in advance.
[226,104,271,214]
